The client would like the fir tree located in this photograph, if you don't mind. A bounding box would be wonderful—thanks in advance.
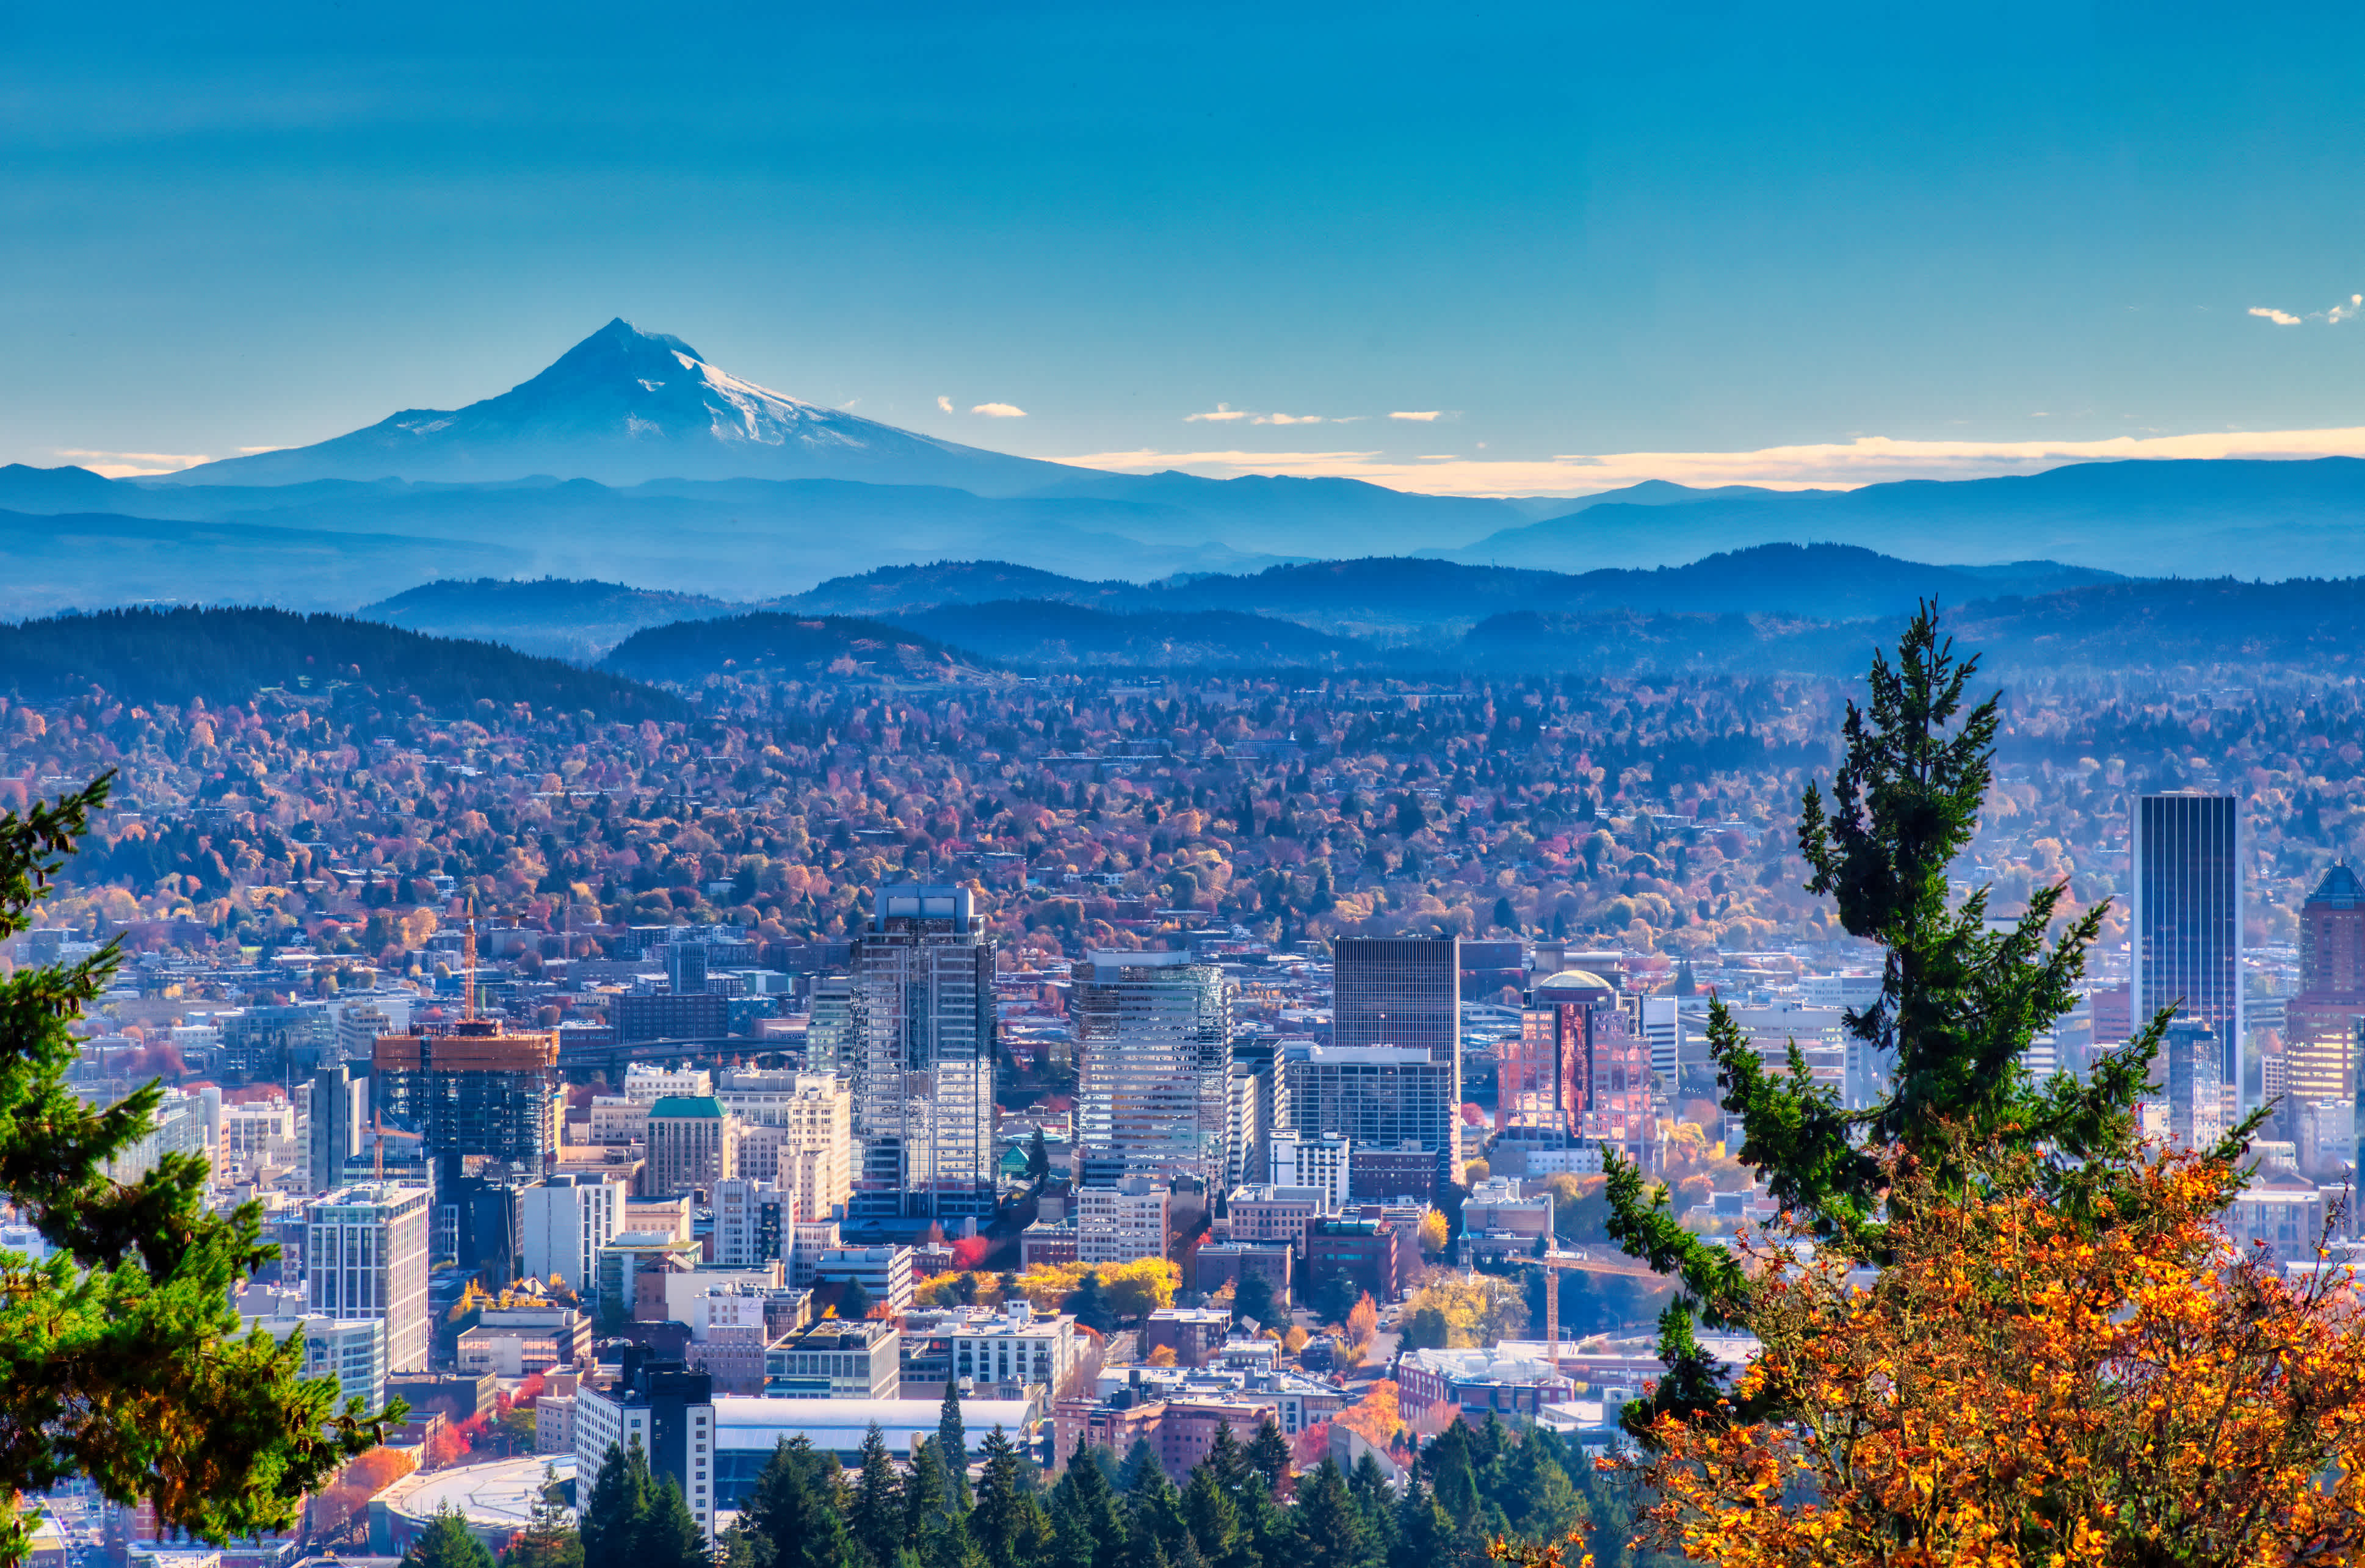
[1291,1459,1368,1568]
[1229,1272,1278,1334]
[1244,1419,1290,1498]
[1603,605,2205,1434]
[1126,1454,1189,1560]
[502,1466,584,1568]
[839,1276,875,1321]
[640,1476,710,1568]
[938,1386,972,1511]
[742,1436,852,1568]
[1179,1464,1242,1568]
[407,1505,498,1568]
[1348,1453,1400,1562]
[1388,1473,1455,1568]
[581,1442,656,1568]
[1116,1437,1160,1495]
[849,1424,905,1568]
[1026,1129,1051,1185]
[968,1427,1049,1568]
[0,776,395,1567]
[1047,1442,1130,1568]
[905,1439,951,1554]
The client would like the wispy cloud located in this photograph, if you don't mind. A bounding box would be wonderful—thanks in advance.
[1389,410,1443,422]
[55,447,211,477]
[2250,293,2365,326]
[937,396,955,413]
[237,445,284,454]
[1055,425,2365,497]
[1188,404,1328,425]
[971,402,1027,417]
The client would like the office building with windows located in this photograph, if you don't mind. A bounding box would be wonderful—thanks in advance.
[306,1182,433,1373]
[2133,792,2244,1108]
[520,1174,629,1291]
[849,886,996,1221]
[1073,950,1233,1190]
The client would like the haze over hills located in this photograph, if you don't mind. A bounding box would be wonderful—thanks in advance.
[1443,457,2365,578]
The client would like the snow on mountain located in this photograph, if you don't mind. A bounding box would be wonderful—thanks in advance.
[164,319,1076,491]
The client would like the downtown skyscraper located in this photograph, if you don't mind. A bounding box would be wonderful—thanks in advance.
[848,885,997,1223]
[2133,792,2245,1111]
[1073,950,1233,1191]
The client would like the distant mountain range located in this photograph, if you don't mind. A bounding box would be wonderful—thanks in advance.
[10,319,2365,613]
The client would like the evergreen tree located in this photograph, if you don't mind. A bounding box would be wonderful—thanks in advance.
[581,1442,656,1568]
[742,1436,852,1568]
[1348,1453,1400,1562]
[1048,1441,1131,1568]
[1065,1272,1118,1334]
[1116,1437,1160,1496]
[968,1428,1049,1568]
[502,1466,583,1568]
[640,1476,711,1568]
[938,1386,972,1511]
[0,776,395,1566]
[848,1424,904,1568]
[1421,1425,1480,1530]
[1291,1459,1367,1568]
[839,1276,875,1321]
[1229,1273,1278,1334]
[407,1505,497,1568]
[1389,1473,1455,1568]
[1027,1129,1051,1185]
[1493,1433,1580,1541]
[1244,1420,1291,1497]
[1604,605,2200,1433]
[904,1439,952,1554]
[1126,1454,1189,1559]
[1179,1464,1242,1568]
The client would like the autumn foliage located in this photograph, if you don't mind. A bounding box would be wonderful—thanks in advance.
[1631,1142,2365,1568]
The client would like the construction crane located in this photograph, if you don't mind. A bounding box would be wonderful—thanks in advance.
[1535,1249,1591,1376]
[371,1110,422,1181]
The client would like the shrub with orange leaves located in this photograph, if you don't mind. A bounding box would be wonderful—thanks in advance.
[1629,1140,2365,1568]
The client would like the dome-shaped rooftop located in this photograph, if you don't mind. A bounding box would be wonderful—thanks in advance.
[1532,968,1616,999]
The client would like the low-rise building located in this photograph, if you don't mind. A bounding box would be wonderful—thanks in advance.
[947,1301,1079,1394]
[1143,1306,1232,1368]
[765,1319,902,1399]
[809,1246,915,1316]
[1226,1185,1327,1254]
[1395,1343,1577,1421]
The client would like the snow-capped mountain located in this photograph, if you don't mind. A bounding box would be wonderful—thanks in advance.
[165,319,1074,491]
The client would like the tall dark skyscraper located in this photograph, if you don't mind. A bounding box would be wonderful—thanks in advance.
[2133,792,2244,1110]
[1333,936,1461,1061]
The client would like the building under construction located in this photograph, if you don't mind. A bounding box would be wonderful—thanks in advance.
[373,1019,563,1283]
[372,1019,564,1172]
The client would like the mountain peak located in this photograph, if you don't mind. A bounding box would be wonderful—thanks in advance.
[159,320,1071,491]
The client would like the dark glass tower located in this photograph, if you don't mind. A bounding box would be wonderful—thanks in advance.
[2132,792,2244,1110]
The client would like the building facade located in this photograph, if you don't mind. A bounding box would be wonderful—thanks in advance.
[1076,1176,1170,1265]
[2133,792,2245,1108]
[520,1174,629,1292]
[645,1097,736,1196]
[849,887,997,1221]
[1073,951,1233,1191]
[306,1182,432,1373]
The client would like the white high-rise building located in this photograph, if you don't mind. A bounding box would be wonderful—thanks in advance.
[306,1183,432,1373]
[1076,1175,1170,1265]
[1073,951,1233,1191]
[246,1313,388,1414]
[1637,994,1681,1087]
[1267,1130,1351,1209]
[624,1063,715,1103]
[521,1174,629,1291]
[720,1071,851,1222]
[711,1176,795,1269]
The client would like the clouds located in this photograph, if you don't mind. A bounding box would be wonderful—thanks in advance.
[970,402,1027,417]
[1056,424,2365,497]
[1187,403,1328,424]
[54,447,211,477]
[1389,410,1443,422]
[2248,293,2363,326]
[937,396,955,413]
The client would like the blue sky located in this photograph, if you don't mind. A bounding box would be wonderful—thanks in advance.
[7,0,2365,494]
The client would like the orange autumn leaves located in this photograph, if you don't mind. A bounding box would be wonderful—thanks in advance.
[1631,1145,2365,1568]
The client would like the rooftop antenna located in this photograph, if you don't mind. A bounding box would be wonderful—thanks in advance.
[463,892,478,1022]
